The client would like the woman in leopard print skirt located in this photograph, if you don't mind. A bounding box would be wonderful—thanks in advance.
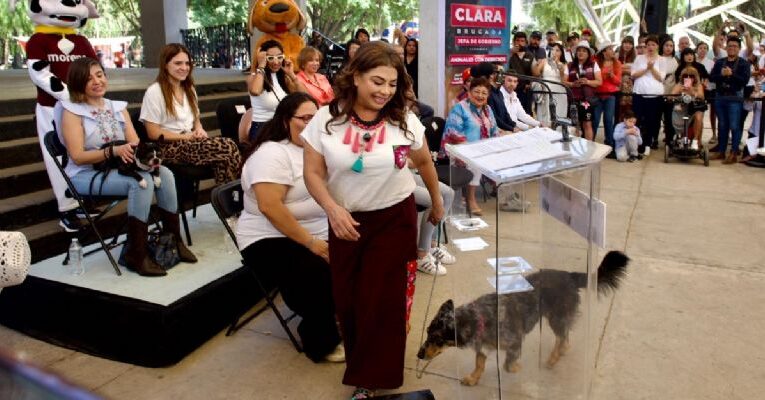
[140,43,240,184]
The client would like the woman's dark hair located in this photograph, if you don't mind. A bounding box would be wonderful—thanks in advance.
[469,76,492,92]
[659,37,675,57]
[354,28,370,41]
[344,39,361,61]
[157,43,199,118]
[618,36,636,63]
[548,43,566,62]
[67,57,104,103]
[326,41,416,140]
[404,37,418,56]
[258,40,288,94]
[680,47,696,62]
[644,34,660,46]
[241,92,318,166]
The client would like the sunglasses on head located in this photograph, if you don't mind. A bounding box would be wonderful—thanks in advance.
[266,55,285,62]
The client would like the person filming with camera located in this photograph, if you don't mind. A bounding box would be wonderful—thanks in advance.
[709,36,751,164]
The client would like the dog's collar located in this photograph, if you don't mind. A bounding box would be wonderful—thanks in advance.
[135,157,157,172]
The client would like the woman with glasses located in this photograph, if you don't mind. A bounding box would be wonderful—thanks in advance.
[237,92,344,363]
[247,40,304,142]
[140,43,241,184]
[296,46,334,106]
[442,77,498,215]
[302,42,442,400]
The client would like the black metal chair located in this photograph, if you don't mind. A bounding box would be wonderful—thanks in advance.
[210,180,302,352]
[130,109,208,246]
[43,131,124,276]
[215,97,250,146]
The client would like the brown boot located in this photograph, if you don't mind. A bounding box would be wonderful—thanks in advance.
[158,209,198,263]
[124,217,167,277]
[722,153,738,165]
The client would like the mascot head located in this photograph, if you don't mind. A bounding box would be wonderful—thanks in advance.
[10,0,99,28]
[248,0,306,35]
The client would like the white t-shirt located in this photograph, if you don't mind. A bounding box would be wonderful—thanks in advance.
[659,56,679,93]
[631,55,666,96]
[300,107,425,212]
[250,73,287,123]
[236,140,328,250]
[701,58,716,90]
[140,82,196,133]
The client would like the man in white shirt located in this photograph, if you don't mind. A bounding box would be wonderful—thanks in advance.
[500,73,543,130]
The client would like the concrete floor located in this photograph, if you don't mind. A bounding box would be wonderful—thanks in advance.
[1,122,765,399]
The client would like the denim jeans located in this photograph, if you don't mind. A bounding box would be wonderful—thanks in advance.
[714,98,744,154]
[593,95,616,146]
[412,174,455,252]
[70,166,177,223]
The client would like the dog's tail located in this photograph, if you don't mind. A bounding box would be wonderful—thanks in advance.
[572,251,629,295]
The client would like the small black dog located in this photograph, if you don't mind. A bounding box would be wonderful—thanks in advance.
[91,138,163,194]
[417,251,629,386]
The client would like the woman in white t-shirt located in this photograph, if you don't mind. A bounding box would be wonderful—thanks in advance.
[659,37,679,148]
[697,42,718,144]
[302,42,443,400]
[237,92,343,363]
[140,43,241,184]
[631,35,666,155]
[246,40,303,142]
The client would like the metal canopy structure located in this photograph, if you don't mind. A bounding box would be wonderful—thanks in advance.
[570,0,765,44]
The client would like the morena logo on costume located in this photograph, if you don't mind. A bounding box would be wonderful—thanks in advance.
[47,54,87,62]
[450,4,506,28]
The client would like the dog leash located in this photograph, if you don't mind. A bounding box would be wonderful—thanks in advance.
[415,221,445,379]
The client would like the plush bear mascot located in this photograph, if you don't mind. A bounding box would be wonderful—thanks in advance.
[12,0,99,231]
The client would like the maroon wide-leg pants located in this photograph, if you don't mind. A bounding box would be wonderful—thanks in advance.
[329,195,417,389]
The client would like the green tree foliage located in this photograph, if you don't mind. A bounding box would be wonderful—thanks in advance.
[188,0,248,28]
[305,0,418,42]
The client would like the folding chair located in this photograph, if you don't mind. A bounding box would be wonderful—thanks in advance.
[210,180,302,352]
[130,109,202,246]
[43,131,124,276]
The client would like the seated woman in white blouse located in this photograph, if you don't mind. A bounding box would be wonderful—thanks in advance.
[237,92,343,363]
[140,43,241,184]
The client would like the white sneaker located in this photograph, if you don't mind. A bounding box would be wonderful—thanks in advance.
[324,343,345,363]
[643,147,651,156]
[431,245,456,265]
[417,254,447,276]
[691,140,698,151]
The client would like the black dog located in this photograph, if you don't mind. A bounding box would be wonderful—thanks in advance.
[91,138,163,194]
[416,251,629,386]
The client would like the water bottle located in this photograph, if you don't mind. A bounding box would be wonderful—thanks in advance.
[67,238,85,275]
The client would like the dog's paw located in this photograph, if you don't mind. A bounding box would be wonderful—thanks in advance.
[138,179,148,189]
[153,177,161,188]
[504,361,522,373]
[460,375,479,386]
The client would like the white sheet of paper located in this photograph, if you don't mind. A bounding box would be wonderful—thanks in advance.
[747,136,760,156]
[486,256,534,274]
[486,274,534,294]
[453,237,490,251]
[235,105,247,114]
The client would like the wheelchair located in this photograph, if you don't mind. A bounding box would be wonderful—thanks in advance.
[665,93,709,166]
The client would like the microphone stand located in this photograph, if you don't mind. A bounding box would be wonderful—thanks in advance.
[500,71,578,142]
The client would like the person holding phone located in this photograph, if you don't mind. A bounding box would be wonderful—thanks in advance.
[246,40,305,142]
[670,67,705,150]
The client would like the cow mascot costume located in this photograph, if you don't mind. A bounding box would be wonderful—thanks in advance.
[13,0,99,231]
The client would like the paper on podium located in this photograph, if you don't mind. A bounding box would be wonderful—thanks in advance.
[448,129,569,173]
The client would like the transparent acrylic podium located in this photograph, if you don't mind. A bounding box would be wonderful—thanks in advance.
[417,130,610,400]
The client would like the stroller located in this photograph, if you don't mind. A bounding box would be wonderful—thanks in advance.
[665,93,709,166]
